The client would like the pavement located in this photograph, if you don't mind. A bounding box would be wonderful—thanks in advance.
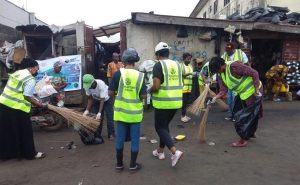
[0,101,300,185]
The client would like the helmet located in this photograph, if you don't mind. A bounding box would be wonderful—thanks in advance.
[122,48,140,63]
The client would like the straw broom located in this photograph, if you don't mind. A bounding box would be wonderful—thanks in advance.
[199,107,209,143]
[47,104,99,132]
[207,89,229,111]
[187,84,210,115]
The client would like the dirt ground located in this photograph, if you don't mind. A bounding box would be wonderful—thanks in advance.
[0,101,300,185]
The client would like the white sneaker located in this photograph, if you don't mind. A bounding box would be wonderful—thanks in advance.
[181,116,189,123]
[152,149,165,160]
[185,116,191,121]
[171,150,183,167]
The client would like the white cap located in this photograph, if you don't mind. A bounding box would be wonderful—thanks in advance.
[155,42,171,52]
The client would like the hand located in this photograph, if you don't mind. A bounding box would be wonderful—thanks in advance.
[211,97,217,104]
[83,110,89,116]
[96,112,101,120]
[191,72,197,76]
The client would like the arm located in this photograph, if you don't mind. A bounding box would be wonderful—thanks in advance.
[23,79,44,108]
[149,77,161,93]
[24,96,43,107]
[148,62,163,93]
[85,96,93,111]
[108,70,120,98]
[98,98,105,113]
[215,75,228,99]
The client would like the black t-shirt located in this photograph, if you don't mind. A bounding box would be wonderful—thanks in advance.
[152,62,164,84]
[108,70,147,96]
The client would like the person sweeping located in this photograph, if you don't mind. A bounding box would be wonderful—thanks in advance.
[209,57,263,147]
[108,48,147,172]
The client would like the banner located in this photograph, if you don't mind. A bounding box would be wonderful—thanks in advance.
[36,55,82,91]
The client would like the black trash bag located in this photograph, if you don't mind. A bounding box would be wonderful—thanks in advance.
[233,98,262,140]
[78,129,104,145]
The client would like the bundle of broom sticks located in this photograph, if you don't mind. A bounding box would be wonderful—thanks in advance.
[48,104,99,133]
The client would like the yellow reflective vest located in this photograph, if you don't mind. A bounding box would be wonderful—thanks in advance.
[198,62,210,86]
[113,68,144,123]
[222,49,244,64]
[220,61,255,100]
[0,69,34,113]
[181,63,193,93]
[152,59,183,109]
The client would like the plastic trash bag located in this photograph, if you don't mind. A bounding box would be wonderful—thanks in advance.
[233,98,262,139]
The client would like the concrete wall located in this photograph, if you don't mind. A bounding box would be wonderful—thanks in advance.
[0,0,46,28]
[266,0,300,12]
[126,22,216,65]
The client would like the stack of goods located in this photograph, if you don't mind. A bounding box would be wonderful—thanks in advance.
[285,61,300,85]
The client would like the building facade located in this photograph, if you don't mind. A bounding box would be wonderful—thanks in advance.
[190,0,300,19]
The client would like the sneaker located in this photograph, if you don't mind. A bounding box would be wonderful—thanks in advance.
[185,116,191,121]
[181,116,189,123]
[152,149,165,160]
[115,164,124,172]
[171,150,183,167]
[224,116,232,121]
[129,163,142,173]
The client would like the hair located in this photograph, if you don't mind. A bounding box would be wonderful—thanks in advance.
[209,57,225,74]
[182,52,192,60]
[20,58,39,69]
[155,49,169,58]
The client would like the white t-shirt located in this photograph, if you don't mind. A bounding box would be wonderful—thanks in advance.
[85,79,109,101]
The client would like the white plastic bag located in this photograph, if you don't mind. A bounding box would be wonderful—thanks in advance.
[35,75,57,98]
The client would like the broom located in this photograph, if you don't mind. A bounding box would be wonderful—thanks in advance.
[199,107,209,143]
[207,89,229,111]
[47,104,99,132]
[187,84,210,115]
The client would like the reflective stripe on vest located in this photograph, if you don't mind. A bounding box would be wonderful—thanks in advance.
[220,61,255,100]
[0,69,34,113]
[222,49,243,64]
[152,59,183,109]
[198,62,210,86]
[181,63,193,93]
[113,68,144,123]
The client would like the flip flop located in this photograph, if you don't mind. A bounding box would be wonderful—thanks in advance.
[231,141,247,147]
[35,152,46,159]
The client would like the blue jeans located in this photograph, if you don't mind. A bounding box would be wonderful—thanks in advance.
[115,121,140,152]
[93,98,115,137]
[227,90,235,117]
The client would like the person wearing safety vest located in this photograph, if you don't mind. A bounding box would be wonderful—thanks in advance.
[148,42,184,167]
[180,52,194,123]
[209,57,263,147]
[221,42,249,121]
[198,61,212,94]
[0,58,47,160]
[108,48,147,173]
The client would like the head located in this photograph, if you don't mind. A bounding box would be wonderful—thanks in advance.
[209,57,226,74]
[225,42,235,56]
[20,58,39,76]
[121,48,140,66]
[53,61,62,73]
[182,52,192,64]
[82,74,96,90]
[195,57,205,68]
[112,52,120,62]
[155,42,170,59]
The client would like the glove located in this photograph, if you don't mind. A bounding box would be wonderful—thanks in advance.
[191,72,197,76]
[83,110,89,116]
[211,97,217,104]
[96,112,101,120]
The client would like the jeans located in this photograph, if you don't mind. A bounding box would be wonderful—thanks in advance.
[93,98,115,137]
[181,93,190,116]
[227,90,235,118]
[154,108,177,149]
[115,121,140,152]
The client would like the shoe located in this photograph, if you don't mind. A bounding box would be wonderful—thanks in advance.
[108,134,115,141]
[185,116,191,121]
[152,149,165,160]
[129,163,142,173]
[224,116,232,121]
[115,164,124,172]
[181,116,189,123]
[231,140,247,147]
[93,137,104,144]
[35,152,46,159]
[171,150,183,167]
[273,98,281,102]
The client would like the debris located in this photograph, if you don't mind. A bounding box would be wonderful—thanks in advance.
[92,164,100,168]
[140,136,147,140]
[208,141,215,146]
[50,147,54,150]
[60,146,64,149]
[175,135,186,141]
[177,124,185,129]
[149,139,158,144]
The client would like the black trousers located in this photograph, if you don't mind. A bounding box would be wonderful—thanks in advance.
[181,93,190,116]
[154,108,177,149]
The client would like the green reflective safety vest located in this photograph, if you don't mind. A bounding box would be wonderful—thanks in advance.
[220,61,255,100]
[152,59,183,109]
[113,68,144,123]
[0,69,34,113]
[222,49,244,64]
[198,62,210,86]
[181,63,193,93]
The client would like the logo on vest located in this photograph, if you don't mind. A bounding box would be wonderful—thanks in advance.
[124,78,135,92]
[125,78,131,86]
[168,67,178,81]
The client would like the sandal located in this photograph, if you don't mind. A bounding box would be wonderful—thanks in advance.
[231,141,247,147]
[35,152,46,159]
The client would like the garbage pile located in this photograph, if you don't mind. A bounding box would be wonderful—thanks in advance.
[285,61,300,85]
[228,6,300,25]
[0,40,25,69]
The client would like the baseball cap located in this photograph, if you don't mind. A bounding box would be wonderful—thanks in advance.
[155,42,171,52]
[82,74,95,90]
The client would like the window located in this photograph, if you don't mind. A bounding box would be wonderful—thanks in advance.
[214,0,218,14]
[203,12,207,18]
[224,0,230,6]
